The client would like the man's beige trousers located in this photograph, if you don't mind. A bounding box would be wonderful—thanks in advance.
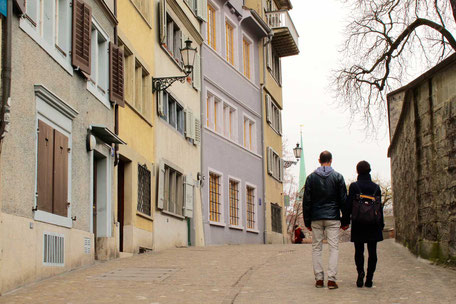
[311,220,340,281]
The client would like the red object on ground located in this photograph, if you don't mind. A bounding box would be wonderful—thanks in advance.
[294,227,304,244]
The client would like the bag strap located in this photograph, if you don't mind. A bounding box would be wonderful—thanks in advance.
[354,182,380,197]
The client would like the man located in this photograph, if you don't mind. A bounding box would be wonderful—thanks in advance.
[303,151,348,289]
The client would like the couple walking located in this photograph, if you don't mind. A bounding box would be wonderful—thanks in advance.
[303,151,384,289]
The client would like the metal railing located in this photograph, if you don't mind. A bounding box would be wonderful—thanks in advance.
[265,10,299,45]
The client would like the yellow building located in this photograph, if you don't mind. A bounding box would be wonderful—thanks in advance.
[117,0,156,253]
[245,0,299,243]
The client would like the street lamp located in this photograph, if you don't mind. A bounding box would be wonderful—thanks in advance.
[152,39,197,92]
[284,142,302,168]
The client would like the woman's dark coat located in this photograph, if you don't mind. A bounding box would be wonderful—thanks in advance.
[342,174,384,243]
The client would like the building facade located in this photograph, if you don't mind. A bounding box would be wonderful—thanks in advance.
[116,0,156,254]
[201,0,268,244]
[245,0,299,243]
[387,54,456,263]
[0,0,124,293]
[153,0,205,250]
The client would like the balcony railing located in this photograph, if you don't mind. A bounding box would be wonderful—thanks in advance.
[266,10,299,57]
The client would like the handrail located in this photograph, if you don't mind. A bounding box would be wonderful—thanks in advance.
[265,10,299,44]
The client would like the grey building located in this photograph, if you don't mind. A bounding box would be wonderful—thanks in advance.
[201,0,269,244]
[0,0,124,293]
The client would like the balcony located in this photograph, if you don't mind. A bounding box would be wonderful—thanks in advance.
[266,10,299,57]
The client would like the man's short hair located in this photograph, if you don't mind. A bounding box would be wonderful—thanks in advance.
[356,161,371,175]
[319,151,332,163]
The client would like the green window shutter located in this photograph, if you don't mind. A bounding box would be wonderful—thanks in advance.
[278,109,282,135]
[160,0,167,44]
[184,175,194,218]
[194,118,201,145]
[266,94,272,123]
[267,147,273,175]
[192,52,201,91]
[279,158,284,182]
[157,161,166,209]
[197,0,207,21]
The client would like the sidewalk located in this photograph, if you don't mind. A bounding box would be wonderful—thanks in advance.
[1,239,455,304]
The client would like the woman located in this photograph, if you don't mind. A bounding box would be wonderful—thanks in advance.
[342,161,384,288]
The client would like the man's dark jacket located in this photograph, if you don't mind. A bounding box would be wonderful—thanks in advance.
[302,166,347,228]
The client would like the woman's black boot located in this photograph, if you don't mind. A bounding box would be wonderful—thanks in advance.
[365,273,373,288]
[356,271,365,287]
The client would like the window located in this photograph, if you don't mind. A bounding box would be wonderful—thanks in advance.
[137,164,151,216]
[163,165,184,216]
[229,180,240,226]
[223,104,236,140]
[271,203,283,233]
[165,14,183,66]
[242,38,251,79]
[160,91,185,135]
[209,172,221,223]
[37,119,69,218]
[120,41,152,119]
[88,20,109,105]
[270,47,281,84]
[267,147,284,182]
[207,4,217,50]
[225,21,234,65]
[266,94,282,134]
[21,0,72,72]
[243,117,255,152]
[246,186,256,230]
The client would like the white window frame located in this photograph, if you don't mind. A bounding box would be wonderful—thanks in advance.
[208,168,225,227]
[206,0,220,53]
[87,18,110,108]
[241,31,254,82]
[243,114,256,153]
[245,182,258,233]
[34,85,78,228]
[222,101,238,142]
[224,15,238,68]
[228,175,243,230]
[20,0,73,75]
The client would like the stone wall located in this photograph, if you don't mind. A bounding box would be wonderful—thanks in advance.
[387,54,456,263]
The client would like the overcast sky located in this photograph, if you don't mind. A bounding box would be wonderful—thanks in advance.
[281,0,392,184]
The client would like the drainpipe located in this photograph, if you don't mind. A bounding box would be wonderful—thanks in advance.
[0,0,12,152]
[0,0,12,295]
[113,0,119,167]
[261,32,273,244]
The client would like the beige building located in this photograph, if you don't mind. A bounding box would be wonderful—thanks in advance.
[153,0,205,250]
[0,0,124,293]
[245,0,299,243]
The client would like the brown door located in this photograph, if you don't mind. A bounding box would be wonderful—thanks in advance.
[117,160,125,252]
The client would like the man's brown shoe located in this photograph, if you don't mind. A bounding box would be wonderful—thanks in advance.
[315,280,324,288]
[328,280,338,289]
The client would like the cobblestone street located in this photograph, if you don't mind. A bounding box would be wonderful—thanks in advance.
[1,239,455,304]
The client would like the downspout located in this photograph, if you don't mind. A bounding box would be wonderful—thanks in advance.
[0,0,12,295]
[261,32,273,244]
[113,0,119,166]
[0,0,12,152]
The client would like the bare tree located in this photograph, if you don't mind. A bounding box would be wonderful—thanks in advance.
[333,0,456,133]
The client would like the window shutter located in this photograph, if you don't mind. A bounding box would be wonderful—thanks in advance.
[267,147,273,175]
[72,0,92,75]
[266,94,272,124]
[183,176,194,218]
[109,42,125,107]
[157,161,165,209]
[157,90,165,116]
[278,110,282,135]
[160,0,167,44]
[279,158,284,182]
[13,0,26,15]
[53,129,69,217]
[266,44,272,69]
[192,52,201,91]
[194,118,201,145]
[185,109,192,139]
[197,0,207,21]
[37,121,54,214]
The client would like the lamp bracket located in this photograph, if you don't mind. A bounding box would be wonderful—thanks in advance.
[152,72,191,92]
[283,160,298,169]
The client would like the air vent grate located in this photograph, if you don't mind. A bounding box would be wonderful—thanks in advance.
[84,237,91,254]
[43,232,65,266]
